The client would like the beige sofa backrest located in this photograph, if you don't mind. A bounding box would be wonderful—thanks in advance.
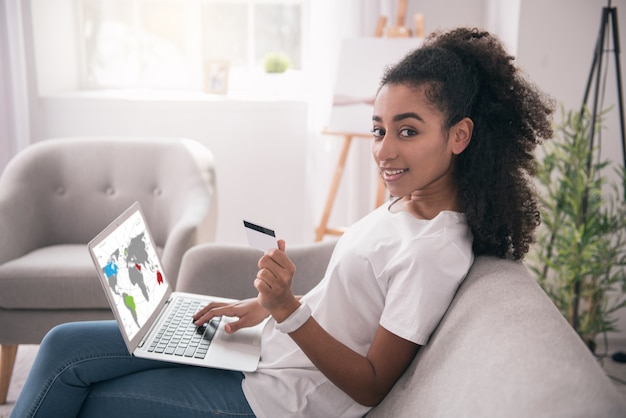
[368,256,626,417]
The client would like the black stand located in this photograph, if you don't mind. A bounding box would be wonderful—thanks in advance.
[574,1,625,334]
[580,2,626,181]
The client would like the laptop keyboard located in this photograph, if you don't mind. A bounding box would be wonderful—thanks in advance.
[147,297,221,359]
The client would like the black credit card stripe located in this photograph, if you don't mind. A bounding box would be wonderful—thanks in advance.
[243,220,276,237]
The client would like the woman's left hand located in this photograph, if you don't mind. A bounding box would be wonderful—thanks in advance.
[254,239,301,322]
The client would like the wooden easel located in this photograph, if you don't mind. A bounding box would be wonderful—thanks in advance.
[375,0,425,38]
[314,130,387,241]
[314,0,423,241]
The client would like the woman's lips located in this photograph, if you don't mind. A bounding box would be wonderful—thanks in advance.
[381,168,408,182]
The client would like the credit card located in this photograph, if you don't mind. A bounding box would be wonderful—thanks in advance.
[243,220,278,252]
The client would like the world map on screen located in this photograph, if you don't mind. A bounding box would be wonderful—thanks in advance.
[92,210,168,340]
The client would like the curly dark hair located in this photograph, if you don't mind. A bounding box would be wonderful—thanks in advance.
[380,28,554,260]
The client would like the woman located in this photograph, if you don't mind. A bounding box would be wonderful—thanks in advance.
[12,28,553,418]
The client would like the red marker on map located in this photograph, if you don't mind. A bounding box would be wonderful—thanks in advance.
[135,264,141,271]
[157,271,163,285]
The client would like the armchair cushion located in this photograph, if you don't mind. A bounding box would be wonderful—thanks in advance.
[0,245,101,309]
[0,244,164,309]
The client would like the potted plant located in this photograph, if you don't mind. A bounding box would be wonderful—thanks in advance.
[262,52,291,74]
[529,106,626,353]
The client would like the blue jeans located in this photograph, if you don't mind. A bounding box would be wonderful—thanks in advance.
[11,321,255,418]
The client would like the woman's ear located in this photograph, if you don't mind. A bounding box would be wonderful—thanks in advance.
[450,117,473,155]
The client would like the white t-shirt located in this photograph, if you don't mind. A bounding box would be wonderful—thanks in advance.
[242,201,474,418]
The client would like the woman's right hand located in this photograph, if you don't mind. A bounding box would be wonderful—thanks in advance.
[192,298,270,334]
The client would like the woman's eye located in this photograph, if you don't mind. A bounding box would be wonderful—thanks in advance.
[400,128,417,137]
[371,127,385,138]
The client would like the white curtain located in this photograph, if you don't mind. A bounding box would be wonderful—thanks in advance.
[486,0,521,55]
[0,0,32,174]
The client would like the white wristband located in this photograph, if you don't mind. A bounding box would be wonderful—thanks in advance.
[274,303,311,334]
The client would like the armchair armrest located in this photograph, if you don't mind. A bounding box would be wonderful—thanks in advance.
[176,240,337,300]
[0,154,48,264]
[160,193,217,288]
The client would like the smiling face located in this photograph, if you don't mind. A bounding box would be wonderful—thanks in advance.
[372,83,472,216]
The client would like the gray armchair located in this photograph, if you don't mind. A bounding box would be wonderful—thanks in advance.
[0,137,217,404]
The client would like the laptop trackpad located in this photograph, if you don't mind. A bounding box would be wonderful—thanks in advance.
[218,319,262,346]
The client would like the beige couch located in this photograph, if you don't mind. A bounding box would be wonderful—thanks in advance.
[176,240,626,417]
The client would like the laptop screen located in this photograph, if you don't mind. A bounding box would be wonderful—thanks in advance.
[90,206,170,342]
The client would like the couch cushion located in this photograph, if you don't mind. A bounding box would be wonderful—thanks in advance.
[0,245,110,309]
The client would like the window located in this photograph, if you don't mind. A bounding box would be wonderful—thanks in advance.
[78,0,304,90]
[203,1,301,69]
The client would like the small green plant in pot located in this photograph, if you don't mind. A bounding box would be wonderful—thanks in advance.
[262,52,291,73]
[529,106,626,353]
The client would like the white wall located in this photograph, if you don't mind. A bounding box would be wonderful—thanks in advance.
[0,0,32,168]
[36,94,311,246]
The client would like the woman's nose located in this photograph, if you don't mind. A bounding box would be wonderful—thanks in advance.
[373,136,396,161]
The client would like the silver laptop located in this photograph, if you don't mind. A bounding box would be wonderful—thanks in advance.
[88,202,263,372]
